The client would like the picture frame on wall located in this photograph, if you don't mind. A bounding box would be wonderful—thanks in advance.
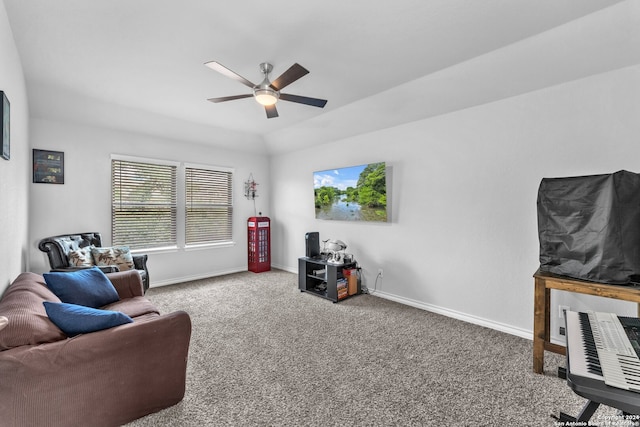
[33,149,64,184]
[1,91,9,161]
[314,162,388,222]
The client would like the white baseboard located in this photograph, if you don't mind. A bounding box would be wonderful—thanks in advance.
[370,289,533,341]
[149,267,248,288]
[152,264,293,288]
[272,263,296,274]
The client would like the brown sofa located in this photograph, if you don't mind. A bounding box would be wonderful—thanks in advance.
[0,270,191,427]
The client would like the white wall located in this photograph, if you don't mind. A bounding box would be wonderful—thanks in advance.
[270,64,640,341]
[0,0,28,293]
[28,117,270,286]
[10,0,639,344]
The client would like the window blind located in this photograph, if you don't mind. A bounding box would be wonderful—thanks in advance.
[111,159,177,249]
[185,166,233,245]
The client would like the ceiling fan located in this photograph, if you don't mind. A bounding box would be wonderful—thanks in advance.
[205,61,327,119]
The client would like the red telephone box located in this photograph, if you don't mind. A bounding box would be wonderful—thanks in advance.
[248,217,270,273]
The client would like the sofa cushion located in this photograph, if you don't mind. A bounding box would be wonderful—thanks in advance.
[68,246,95,267]
[92,246,134,271]
[0,272,66,350]
[102,296,159,318]
[43,302,133,337]
[44,267,120,308]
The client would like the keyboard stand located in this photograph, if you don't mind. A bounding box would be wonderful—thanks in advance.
[557,371,615,422]
[558,400,599,423]
[562,368,640,419]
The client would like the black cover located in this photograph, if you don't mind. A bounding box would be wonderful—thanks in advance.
[537,170,640,284]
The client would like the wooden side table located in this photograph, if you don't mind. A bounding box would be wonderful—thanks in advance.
[533,269,640,374]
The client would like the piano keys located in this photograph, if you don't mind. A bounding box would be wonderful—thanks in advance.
[566,311,640,392]
[560,311,640,421]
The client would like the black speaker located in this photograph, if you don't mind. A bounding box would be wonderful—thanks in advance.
[305,232,320,259]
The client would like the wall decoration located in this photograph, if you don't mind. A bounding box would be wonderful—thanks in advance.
[33,149,65,184]
[244,173,259,200]
[314,162,387,222]
[244,173,260,217]
[1,91,9,160]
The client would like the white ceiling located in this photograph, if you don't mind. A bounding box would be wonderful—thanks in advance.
[3,0,636,154]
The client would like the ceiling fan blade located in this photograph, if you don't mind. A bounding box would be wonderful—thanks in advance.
[207,94,253,103]
[205,61,256,89]
[265,104,279,119]
[279,93,327,108]
[269,63,309,91]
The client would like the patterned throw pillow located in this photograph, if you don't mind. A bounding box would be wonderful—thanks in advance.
[68,246,95,267]
[91,246,134,271]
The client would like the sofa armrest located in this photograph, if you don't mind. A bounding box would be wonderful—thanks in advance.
[107,270,144,298]
[0,311,191,427]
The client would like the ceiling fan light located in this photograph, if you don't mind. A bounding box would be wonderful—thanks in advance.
[254,89,279,106]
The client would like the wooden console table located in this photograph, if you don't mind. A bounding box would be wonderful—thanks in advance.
[533,269,640,374]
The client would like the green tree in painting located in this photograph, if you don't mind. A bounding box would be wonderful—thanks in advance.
[314,186,337,207]
[345,186,358,203]
[356,162,386,208]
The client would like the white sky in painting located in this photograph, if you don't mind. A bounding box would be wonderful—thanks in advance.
[313,164,366,190]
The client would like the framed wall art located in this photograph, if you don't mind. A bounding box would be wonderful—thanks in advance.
[1,91,9,160]
[314,162,388,222]
[33,149,64,184]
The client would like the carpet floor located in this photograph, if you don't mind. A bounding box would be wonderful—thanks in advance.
[125,269,623,426]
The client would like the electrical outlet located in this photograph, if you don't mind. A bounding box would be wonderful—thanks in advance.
[378,268,383,278]
[559,326,566,336]
[559,305,570,319]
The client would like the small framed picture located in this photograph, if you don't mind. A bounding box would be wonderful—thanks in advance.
[1,91,9,161]
[33,149,64,184]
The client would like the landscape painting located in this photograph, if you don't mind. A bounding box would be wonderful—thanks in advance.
[314,162,387,222]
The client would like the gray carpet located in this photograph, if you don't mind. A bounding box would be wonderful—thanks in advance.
[126,269,622,426]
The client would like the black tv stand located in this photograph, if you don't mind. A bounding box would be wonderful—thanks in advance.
[298,257,358,302]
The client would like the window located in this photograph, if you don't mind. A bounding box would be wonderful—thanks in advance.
[111,157,234,250]
[185,166,233,245]
[112,158,177,249]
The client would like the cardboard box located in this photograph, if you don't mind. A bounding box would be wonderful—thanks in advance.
[344,269,358,295]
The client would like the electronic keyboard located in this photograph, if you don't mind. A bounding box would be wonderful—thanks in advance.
[566,310,640,392]
[560,310,640,422]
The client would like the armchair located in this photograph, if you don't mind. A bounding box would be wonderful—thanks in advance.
[38,232,149,292]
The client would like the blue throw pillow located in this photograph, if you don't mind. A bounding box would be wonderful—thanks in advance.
[43,301,133,337]
[43,267,120,308]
